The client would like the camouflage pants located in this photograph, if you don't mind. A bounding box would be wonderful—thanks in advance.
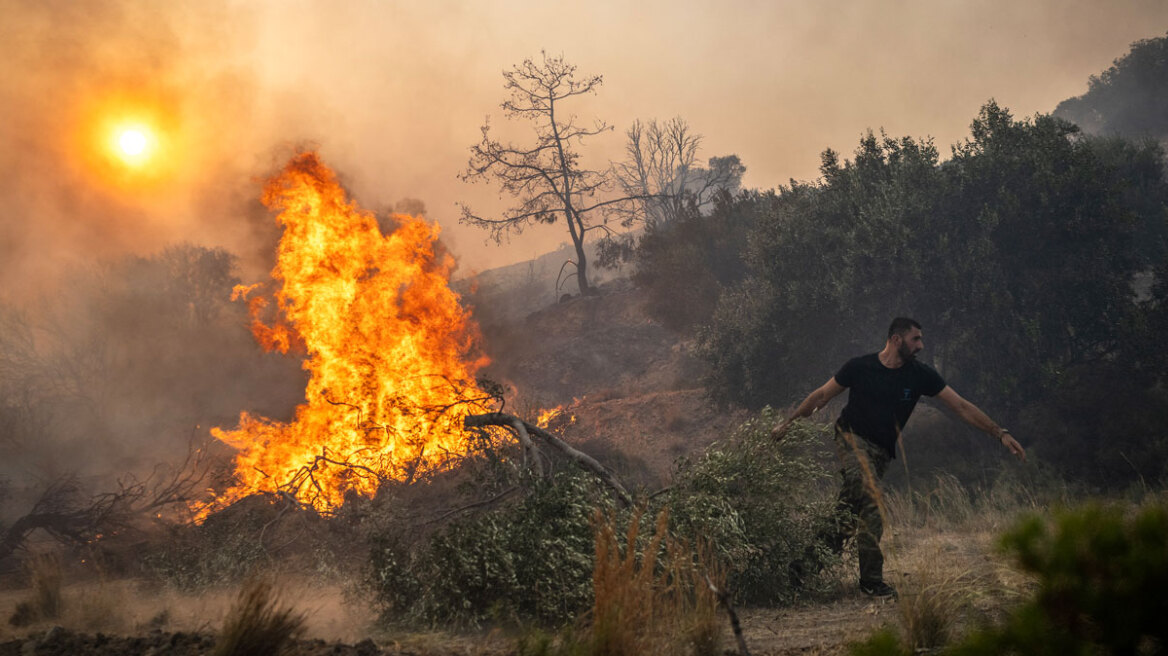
[829,424,891,585]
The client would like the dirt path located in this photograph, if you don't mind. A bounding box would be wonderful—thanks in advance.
[734,594,898,655]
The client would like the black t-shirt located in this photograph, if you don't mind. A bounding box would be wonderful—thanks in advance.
[834,353,947,458]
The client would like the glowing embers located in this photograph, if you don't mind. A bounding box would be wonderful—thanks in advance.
[203,152,489,515]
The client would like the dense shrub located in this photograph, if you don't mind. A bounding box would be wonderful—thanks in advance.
[665,407,841,604]
[142,500,273,590]
[368,408,843,627]
[368,470,604,627]
[632,190,762,333]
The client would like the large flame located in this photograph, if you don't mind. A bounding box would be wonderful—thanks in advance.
[205,152,489,514]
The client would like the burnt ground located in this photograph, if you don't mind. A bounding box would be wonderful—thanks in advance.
[0,629,512,656]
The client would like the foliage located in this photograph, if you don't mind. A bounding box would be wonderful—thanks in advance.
[141,496,283,590]
[848,497,1168,655]
[631,190,762,332]
[696,102,1168,486]
[368,470,604,627]
[699,129,947,408]
[1054,31,1168,139]
[664,407,840,605]
[368,406,839,633]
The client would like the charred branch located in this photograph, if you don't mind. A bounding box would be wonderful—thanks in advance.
[0,437,213,563]
[464,412,631,506]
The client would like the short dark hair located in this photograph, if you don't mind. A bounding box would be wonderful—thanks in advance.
[888,317,922,339]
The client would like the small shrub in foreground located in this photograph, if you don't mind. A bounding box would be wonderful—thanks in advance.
[8,552,63,627]
[369,470,604,627]
[213,577,306,656]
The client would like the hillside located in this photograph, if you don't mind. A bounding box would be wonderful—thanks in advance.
[476,277,744,489]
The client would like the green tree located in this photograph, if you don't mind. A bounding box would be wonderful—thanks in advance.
[631,190,761,332]
[699,102,1168,484]
[700,129,945,407]
[1054,31,1168,139]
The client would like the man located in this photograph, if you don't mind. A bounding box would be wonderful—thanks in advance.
[771,317,1025,598]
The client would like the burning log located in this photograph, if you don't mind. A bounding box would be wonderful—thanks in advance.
[465,412,631,506]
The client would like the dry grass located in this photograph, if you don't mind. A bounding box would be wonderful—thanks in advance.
[7,552,63,627]
[212,576,306,656]
[70,579,131,633]
[590,508,722,656]
[894,546,981,650]
[834,431,1046,652]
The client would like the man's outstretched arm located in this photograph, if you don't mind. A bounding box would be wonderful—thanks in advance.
[935,386,1026,461]
[771,377,846,440]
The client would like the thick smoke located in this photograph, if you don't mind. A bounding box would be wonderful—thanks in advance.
[0,1,303,510]
[0,0,285,297]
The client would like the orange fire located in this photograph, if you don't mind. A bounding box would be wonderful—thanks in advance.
[535,403,578,429]
[204,152,490,514]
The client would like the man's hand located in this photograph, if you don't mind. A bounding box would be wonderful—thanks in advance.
[999,431,1026,461]
[773,378,845,442]
[770,419,793,441]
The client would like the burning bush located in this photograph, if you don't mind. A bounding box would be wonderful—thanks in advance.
[205,152,492,516]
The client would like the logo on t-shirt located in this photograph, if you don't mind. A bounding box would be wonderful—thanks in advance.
[901,388,913,401]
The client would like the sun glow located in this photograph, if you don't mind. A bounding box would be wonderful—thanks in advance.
[112,124,154,166]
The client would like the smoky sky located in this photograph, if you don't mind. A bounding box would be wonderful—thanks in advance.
[3,0,1168,285]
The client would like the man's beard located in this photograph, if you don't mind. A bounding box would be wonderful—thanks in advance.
[898,342,917,361]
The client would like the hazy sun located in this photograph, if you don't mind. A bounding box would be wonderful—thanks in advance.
[112,125,154,165]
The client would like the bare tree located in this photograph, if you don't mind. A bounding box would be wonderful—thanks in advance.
[594,118,745,269]
[612,117,745,228]
[460,52,625,296]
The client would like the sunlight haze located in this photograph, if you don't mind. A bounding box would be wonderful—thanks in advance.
[3,0,1167,285]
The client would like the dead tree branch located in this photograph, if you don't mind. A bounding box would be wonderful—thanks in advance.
[706,574,751,656]
[465,412,631,506]
[0,435,214,563]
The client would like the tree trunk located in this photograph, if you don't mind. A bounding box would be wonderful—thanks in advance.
[572,228,592,295]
